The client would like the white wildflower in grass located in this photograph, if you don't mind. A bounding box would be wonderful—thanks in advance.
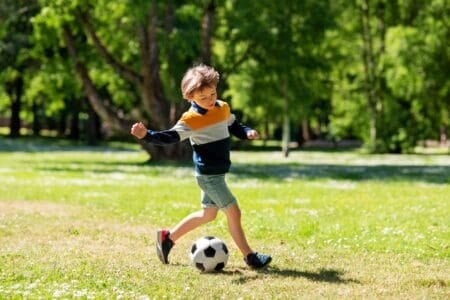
[25,282,38,290]
[53,290,64,298]
[293,198,311,204]
[171,202,196,209]
[287,208,319,218]
[73,289,88,298]
[231,179,262,188]
[262,198,278,205]
[108,172,128,180]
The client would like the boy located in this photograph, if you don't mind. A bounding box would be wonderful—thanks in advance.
[130,64,272,269]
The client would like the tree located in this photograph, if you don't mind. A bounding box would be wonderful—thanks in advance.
[0,0,39,137]
[218,0,334,156]
[33,0,218,160]
[330,0,449,152]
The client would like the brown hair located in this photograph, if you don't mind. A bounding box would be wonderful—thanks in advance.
[181,64,220,100]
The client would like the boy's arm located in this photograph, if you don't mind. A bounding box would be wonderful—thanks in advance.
[131,121,192,145]
[143,129,180,145]
[228,114,259,140]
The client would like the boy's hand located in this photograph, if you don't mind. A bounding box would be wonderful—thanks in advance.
[247,130,259,140]
[131,122,148,139]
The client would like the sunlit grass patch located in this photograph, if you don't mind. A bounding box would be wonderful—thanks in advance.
[0,139,449,298]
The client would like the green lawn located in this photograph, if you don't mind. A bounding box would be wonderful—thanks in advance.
[0,138,449,299]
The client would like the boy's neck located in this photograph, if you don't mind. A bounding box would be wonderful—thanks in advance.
[192,101,219,114]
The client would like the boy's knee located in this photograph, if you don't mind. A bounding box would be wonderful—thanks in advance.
[232,206,241,217]
[202,210,217,222]
[225,204,241,219]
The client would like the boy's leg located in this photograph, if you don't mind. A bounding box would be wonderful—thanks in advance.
[223,203,272,269]
[169,207,218,242]
[156,229,173,264]
[156,207,218,264]
[196,174,250,253]
[196,174,271,268]
[222,203,252,256]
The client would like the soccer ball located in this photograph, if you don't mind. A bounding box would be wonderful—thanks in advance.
[190,236,229,272]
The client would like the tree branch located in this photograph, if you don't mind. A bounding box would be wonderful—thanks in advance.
[78,11,143,85]
[137,0,170,129]
[63,25,132,132]
[221,41,255,80]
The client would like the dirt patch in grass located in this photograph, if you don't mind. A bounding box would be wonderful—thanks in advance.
[0,200,81,217]
[1,200,449,299]
[0,200,154,258]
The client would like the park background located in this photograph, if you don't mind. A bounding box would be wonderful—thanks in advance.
[1,0,449,299]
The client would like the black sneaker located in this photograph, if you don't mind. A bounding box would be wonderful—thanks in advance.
[156,229,174,264]
[245,252,272,269]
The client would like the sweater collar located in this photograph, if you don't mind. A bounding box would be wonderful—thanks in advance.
[192,101,220,115]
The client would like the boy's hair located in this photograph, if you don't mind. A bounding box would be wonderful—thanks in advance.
[181,64,220,100]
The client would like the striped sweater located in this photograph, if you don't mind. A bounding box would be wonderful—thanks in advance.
[143,100,252,175]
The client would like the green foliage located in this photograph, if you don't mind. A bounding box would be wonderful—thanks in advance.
[160,3,203,102]
[218,1,332,153]
[377,0,449,152]
[0,0,448,152]
[328,0,449,152]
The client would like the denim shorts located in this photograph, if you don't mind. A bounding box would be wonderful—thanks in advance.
[195,174,237,210]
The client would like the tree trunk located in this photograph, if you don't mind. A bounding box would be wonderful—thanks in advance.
[440,125,447,146]
[201,0,215,65]
[281,98,290,157]
[302,119,310,142]
[32,98,41,136]
[8,77,23,138]
[360,0,378,150]
[57,110,67,137]
[86,100,100,145]
[376,1,386,140]
[64,27,128,130]
[138,1,191,160]
[68,98,80,140]
[263,119,270,146]
[64,12,191,160]
[69,110,80,140]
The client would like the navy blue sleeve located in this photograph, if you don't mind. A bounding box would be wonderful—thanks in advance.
[228,120,251,140]
[143,129,181,145]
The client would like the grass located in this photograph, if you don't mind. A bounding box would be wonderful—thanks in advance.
[0,137,449,299]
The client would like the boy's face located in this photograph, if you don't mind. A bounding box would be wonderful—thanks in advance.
[190,85,217,110]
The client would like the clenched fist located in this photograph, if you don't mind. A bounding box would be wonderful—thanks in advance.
[131,122,148,139]
[246,130,259,140]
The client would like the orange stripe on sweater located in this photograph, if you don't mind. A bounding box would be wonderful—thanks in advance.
[180,101,230,130]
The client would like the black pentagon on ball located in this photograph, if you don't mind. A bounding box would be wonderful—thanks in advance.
[191,244,197,254]
[205,236,215,240]
[222,243,228,254]
[204,246,216,257]
[214,262,225,272]
[196,263,205,271]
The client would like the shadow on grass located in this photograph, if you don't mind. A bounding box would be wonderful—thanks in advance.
[1,135,360,154]
[25,160,450,184]
[0,136,137,152]
[228,267,360,285]
[171,263,360,284]
[231,163,450,184]
[3,137,448,184]
[32,160,192,176]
